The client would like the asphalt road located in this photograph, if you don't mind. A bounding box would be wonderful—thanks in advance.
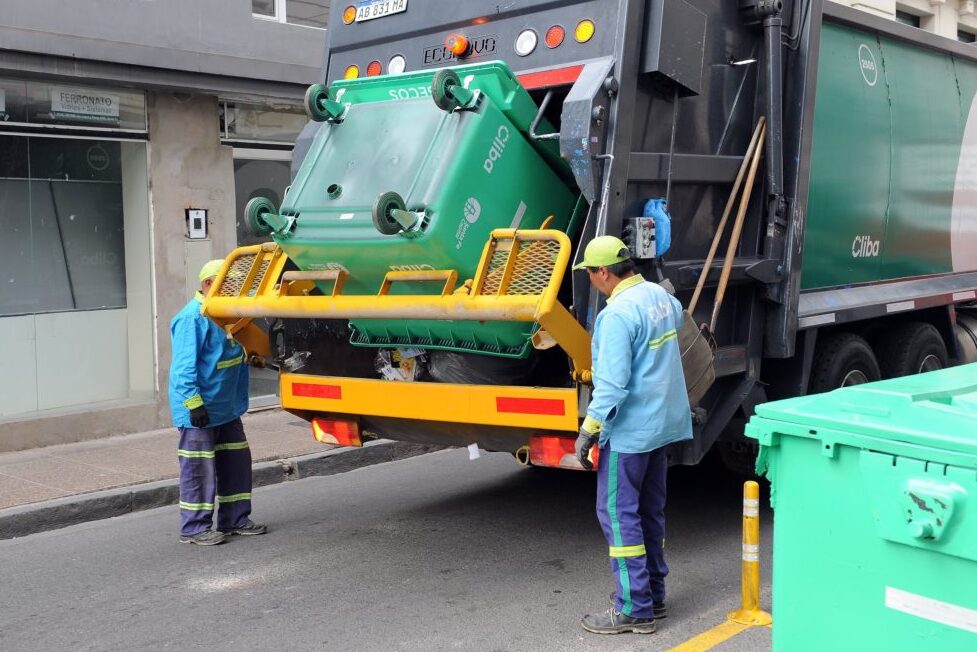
[0,449,772,652]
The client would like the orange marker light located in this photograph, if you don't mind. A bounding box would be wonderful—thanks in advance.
[575,19,595,43]
[545,25,565,48]
[342,5,357,24]
[344,64,360,79]
[445,33,470,56]
[366,60,382,77]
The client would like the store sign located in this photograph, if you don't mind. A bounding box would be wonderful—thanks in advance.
[0,89,6,121]
[50,87,120,124]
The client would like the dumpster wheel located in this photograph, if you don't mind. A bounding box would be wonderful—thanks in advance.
[245,196,276,236]
[304,83,331,122]
[372,191,407,235]
[432,69,463,112]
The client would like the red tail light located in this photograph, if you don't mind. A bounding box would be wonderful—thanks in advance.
[529,434,598,471]
[311,417,362,447]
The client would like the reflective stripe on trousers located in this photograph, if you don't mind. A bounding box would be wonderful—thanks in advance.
[595,446,668,618]
[177,417,253,536]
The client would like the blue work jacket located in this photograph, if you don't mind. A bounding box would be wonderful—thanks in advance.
[168,294,249,428]
[587,275,693,453]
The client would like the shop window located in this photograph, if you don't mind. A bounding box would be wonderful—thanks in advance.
[0,136,126,316]
[253,0,329,28]
[220,101,307,143]
[0,134,153,417]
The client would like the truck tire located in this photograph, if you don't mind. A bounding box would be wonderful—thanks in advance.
[809,333,881,393]
[876,322,948,379]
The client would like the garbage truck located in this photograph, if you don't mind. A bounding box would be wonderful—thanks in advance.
[202,0,977,471]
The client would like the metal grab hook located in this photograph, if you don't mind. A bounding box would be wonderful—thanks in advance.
[529,90,560,140]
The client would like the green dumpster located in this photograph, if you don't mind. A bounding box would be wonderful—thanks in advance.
[746,364,977,651]
[262,61,579,358]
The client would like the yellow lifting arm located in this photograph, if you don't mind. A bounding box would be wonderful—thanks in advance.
[203,229,592,377]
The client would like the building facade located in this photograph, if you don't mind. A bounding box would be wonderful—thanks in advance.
[0,0,326,450]
[838,0,977,40]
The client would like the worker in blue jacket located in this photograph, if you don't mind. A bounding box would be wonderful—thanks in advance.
[168,259,267,545]
[573,236,692,635]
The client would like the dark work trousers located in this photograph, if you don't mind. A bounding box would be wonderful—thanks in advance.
[595,445,668,619]
[177,417,253,536]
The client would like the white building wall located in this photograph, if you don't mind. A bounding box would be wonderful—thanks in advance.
[834,0,977,39]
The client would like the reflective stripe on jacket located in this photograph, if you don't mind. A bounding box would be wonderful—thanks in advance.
[586,276,693,453]
[168,294,249,428]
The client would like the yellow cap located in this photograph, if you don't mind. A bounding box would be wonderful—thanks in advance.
[572,236,631,270]
[198,259,224,282]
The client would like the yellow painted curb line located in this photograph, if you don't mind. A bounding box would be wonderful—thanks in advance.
[666,620,752,652]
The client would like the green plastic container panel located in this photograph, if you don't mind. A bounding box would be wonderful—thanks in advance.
[277,62,577,356]
[746,364,977,651]
[803,22,977,290]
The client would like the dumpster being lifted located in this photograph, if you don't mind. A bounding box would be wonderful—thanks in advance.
[243,62,581,358]
[748,364,977,651]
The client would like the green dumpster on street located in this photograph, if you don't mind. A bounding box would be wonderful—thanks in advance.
[747,364,977,651]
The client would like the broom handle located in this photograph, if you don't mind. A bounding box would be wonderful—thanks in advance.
[688,117,766,316]
[710,123,767,334]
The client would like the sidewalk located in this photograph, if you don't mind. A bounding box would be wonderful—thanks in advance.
[0,409,324,511]
[0,409,438,539]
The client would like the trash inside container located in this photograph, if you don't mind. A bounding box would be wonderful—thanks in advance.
[747,364,977,652]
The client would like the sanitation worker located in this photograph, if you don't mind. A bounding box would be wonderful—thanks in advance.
[573,236,692,635]
[168,259,267,545]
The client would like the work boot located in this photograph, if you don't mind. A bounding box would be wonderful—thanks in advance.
[581,608,656,635]
[608,592,667,619]
[220,519,268,536]
[179,530,227,546]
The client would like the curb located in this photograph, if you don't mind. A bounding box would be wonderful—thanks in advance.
[0,440,439,541]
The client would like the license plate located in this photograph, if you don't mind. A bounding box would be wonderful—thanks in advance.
[355,0,407,22]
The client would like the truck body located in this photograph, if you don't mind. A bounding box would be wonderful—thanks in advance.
[205,0,977,470]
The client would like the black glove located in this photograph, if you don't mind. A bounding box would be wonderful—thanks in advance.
[189,405,210,429]
[575,428,598,470]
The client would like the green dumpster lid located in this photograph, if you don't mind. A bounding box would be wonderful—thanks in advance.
[754,364,977,456]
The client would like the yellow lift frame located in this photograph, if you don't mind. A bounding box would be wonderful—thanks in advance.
[202,229,590,433]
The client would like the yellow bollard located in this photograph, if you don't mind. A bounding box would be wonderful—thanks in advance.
[727,480,772,626]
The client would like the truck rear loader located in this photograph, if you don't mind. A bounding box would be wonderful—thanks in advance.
[203,0,977,471]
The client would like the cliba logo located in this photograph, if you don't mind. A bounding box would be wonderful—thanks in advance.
[455,197,482,249]
[852,235,880,258]
[483,125,510,174]
[858,44,878,87]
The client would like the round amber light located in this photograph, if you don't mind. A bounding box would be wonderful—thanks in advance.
[545,25,565,48]
[342,6,357,25]
[366,61,382,77]
[445,33,469,56]
[574,19,595,43]
[344,65,360,79]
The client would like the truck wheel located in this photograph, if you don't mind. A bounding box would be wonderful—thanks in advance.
[431,69,462,112]
[717,416,759,477]
[809,333,880,393]
[876,322,948,379]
